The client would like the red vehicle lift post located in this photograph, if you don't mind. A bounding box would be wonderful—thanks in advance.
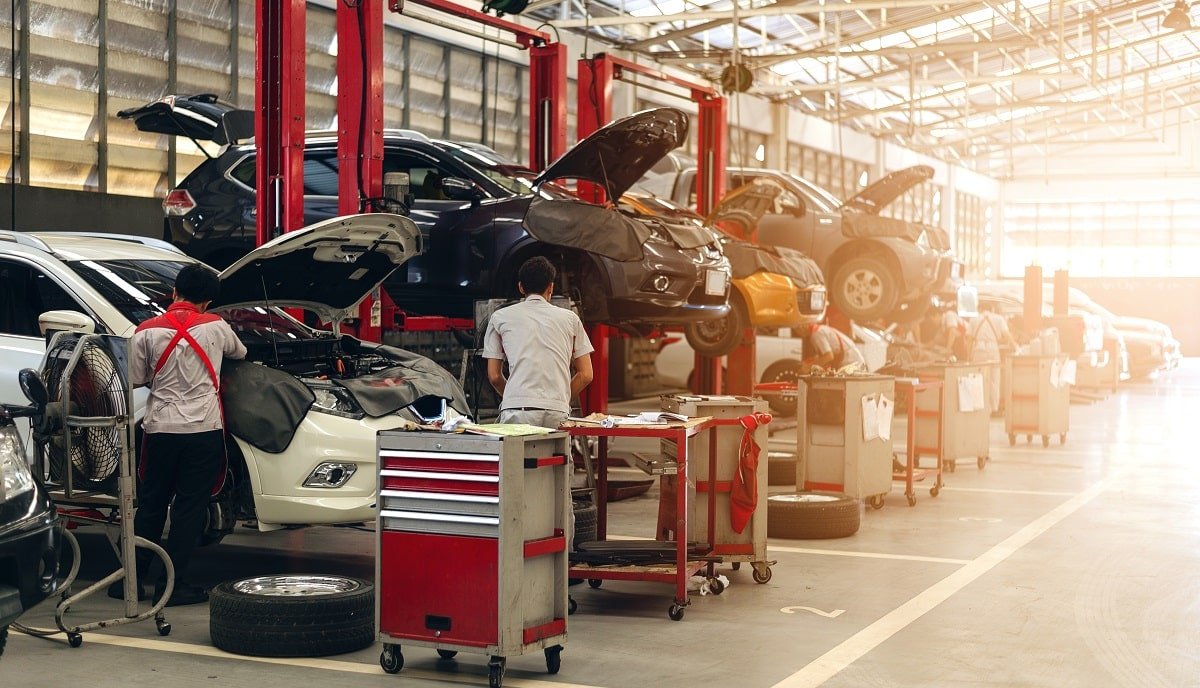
[254,0,307,248]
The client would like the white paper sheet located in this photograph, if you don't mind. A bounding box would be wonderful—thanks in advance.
[1060,359,1077,386]
[1050,357,1065,388]
[861,394,879,442]
[958,373,986,413]
[876,395,894,442]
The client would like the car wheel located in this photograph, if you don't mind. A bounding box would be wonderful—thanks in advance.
[759,360,802,416]
[766,455,797,486]
[767,491,861,539]
[684,291,747,357]
[831,256,900,322]
[209,575,374,657]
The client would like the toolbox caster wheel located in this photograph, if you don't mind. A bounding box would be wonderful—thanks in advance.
[943,459,956,473]
[867,494,885,510]
[568,596,577,615]
[1042,435,1050,448]
[707,577,725,595]
[380,645,403,674]
[488,656,506,688]
[930,485,940,498]
[668,604,685,621]
[545,645,563,675]
[1059,433,1066,445]
[67,632,83,648]
[731,562,741,571]
[1008,433,1016,446]
[906,493,917,507]
[156,619,171,637]
[587,578,602,589]
[978,455,988,469]
[751,565,773,584]
[437,649,458,660]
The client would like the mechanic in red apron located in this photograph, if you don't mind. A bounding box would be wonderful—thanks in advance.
[802,322,867,372]
[113,264,246,607]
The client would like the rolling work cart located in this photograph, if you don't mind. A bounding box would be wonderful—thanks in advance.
[917,363,992,472]
[892,378,943,507]
[1005,354,1071,447]
[375,431,570,688]
[797,375,896,509]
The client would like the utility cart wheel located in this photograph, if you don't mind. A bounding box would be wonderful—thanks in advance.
[156,618,171,636]
[1008,433,1016,446]
[587,578,602,589]
[906,493,917,507]
[668,604,686,621]
[568,596,578,615]
[943,459,956,473]
[67,632,83,648]
[380,644,403,674]
[1042,435,1050,448]
[488,656,506,688]
[1059,433,1067,445]
[731,562,741,571]
[545,645,563,675]
[930,485,940,498]
[978,455,988,469]
[437,649,458,660]
[751,565,773,584]
[867,494,885,510]
[707,577,725,595]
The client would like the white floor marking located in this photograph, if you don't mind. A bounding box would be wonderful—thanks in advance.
[765,545,971,565]
[940,486,1076,496]
[57,633,604,688]
[771,474,1118,688]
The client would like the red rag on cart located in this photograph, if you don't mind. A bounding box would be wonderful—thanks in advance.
[730,412,772,534]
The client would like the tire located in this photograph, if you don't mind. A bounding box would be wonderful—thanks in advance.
[831,256,900,322]
[209,575,374,658]
[684,290,747,357]
[1,624,7,659]
[759,360,802,416]
[572,503,598,549]
[767,491,860,539]
[766,455,797,486]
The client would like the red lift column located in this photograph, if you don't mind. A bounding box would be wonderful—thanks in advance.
[337,0,385,342]
[254,0,307,246]
[529,42,568,171]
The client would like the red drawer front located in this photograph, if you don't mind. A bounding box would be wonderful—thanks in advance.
[380,471,500,497]
[381,456,499,475]
[379,531,498,647]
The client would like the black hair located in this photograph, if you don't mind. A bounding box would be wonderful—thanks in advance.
[518,256,556,295]
[175,263,220,304]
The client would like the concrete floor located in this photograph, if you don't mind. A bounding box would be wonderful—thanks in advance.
[5,363,1200,687]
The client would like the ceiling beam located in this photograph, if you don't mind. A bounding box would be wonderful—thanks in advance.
[551,0,975,29]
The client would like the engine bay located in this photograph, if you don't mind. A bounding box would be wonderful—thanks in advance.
[237,331,398,380]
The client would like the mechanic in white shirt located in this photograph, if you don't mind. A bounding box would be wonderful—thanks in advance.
[969,302,1017,411]
[802,322,867,371]
[483,257,594,429]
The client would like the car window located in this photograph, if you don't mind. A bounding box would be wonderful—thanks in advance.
[68,259,185,325]
[225,151,340,196]
[0,259,87,337]
[384,152,464,201]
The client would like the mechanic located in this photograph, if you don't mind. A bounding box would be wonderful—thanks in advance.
[801,322,867,372]
[111,264,246,607]
[483,257,594,429]
[939,302,970,360]
[969,301,1018,411]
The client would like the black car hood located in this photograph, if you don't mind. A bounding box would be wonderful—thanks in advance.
[618,191,719,250]
[841,165,934,215]
[214,214,422,323]
[722,239,824,287]
[534,108,689,201]
[523,195,651,262]
[117,94,254,146]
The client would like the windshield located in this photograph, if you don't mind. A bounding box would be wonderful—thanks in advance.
[439,144,536,195]
[68,259,317,340]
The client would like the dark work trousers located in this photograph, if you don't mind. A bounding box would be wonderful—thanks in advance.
[133,430,223,584]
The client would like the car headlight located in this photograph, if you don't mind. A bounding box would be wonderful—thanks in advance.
[1,425,35,502]
[647,227,671,244]
[306,382,365,419]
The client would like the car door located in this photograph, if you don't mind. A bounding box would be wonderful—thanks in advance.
[786,182,843,266]
[382,146,497,317]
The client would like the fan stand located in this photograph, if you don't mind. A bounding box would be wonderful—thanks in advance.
[12,333,176,646]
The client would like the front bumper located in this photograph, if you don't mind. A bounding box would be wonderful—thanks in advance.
[737,272,827,328]
[0,492,62,626]
[602,244,732,325]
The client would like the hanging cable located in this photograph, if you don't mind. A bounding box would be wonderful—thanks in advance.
[10,0,17,231]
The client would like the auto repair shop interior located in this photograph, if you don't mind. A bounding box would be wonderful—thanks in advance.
[0,0,1197,686]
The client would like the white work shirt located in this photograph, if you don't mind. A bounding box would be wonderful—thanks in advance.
[482,295,594,414]
[809,325,867,368]
[969,311,1010,362]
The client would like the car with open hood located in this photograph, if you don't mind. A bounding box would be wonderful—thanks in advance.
[0,216,469,543]
[640,154,964,323]
[620,185,826,356]
[120,97,731,333]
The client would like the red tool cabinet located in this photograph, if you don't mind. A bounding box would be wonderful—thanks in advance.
[375,431,570,688]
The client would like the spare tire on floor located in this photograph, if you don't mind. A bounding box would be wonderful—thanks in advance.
[573,502,598,549]
[767,491,860,539]
[210,574,374,657]
[767,455,797,486]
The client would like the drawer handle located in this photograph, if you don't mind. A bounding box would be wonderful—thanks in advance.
[381,450,500,462]
[381,470,499,483]
[380,510,500,526]
[379,489,499,504]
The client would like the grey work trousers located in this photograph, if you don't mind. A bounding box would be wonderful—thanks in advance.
[498,408,568,429]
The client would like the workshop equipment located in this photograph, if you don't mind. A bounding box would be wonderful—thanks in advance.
[917,363,992,472]
[13,333,173,647]
[656,395,774,584]
[1005,354,1072,447]
[376,431,570,688]
[796,375,896,510]
[891,378,944,506]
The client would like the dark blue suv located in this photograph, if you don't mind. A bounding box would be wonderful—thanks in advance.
[121,97,731,329]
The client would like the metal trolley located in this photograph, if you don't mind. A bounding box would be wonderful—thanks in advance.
[375,431,570,688]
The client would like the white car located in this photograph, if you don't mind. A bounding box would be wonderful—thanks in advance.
[0,216,468,542]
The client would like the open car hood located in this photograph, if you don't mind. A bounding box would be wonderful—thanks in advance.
[841,165,934,215]
[706,178,787,237]
[722,238,824,287]
[534,108,689,200]
[214,214,422,323]
[117,94,254,145]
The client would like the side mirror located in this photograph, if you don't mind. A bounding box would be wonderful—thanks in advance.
[781,202,805,218]
[38,310,96,337]
[19,368,48,407]
[441,177,483,204]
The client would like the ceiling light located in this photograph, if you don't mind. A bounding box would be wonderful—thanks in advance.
[1163,0,1192,31]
